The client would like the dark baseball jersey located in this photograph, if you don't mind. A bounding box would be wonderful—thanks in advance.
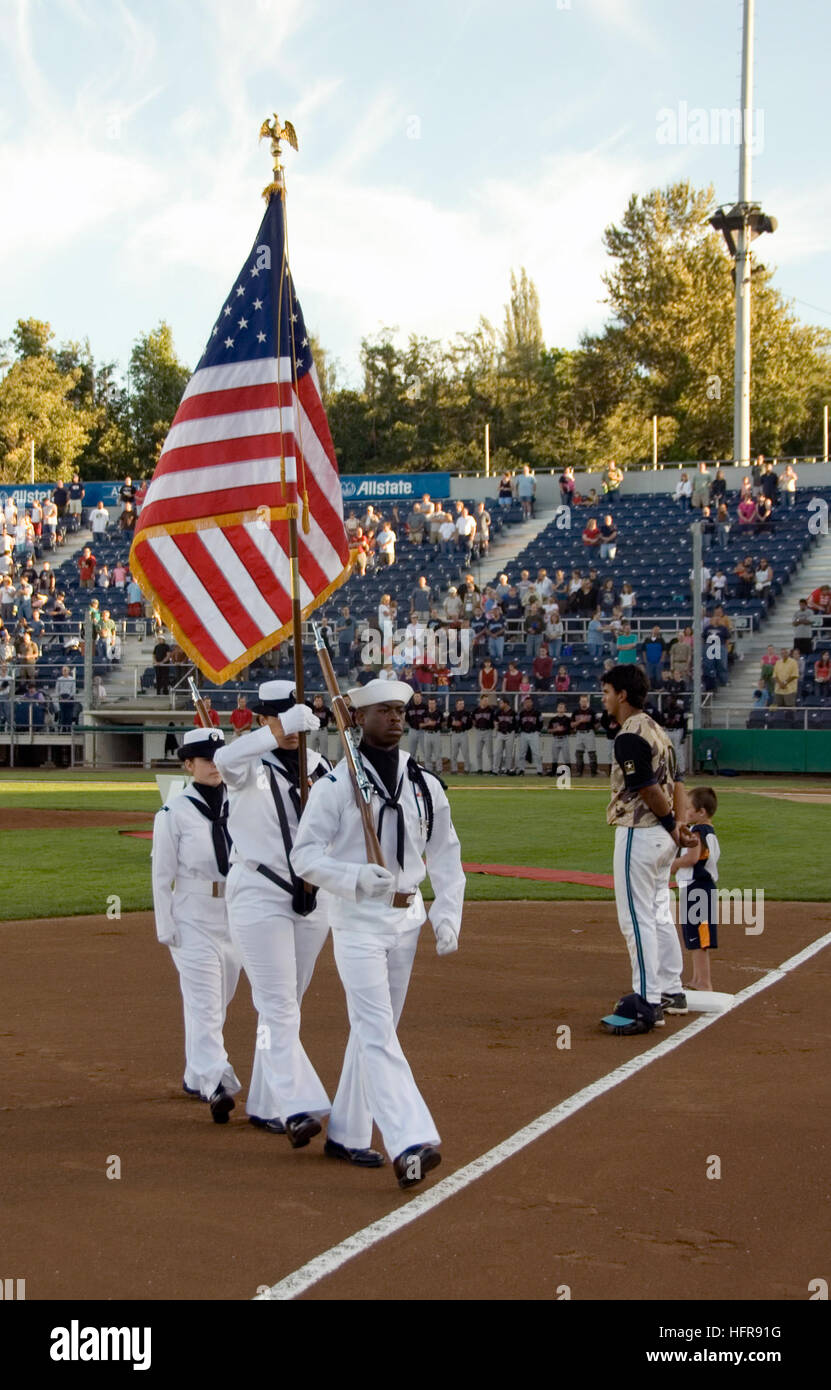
[518,709,542,734]
[422,708,443,733]
[472,706,495,731]
[572,707,597,735]
[406,704,427,730]
[495,710,517,735]
[449,710,472,733]
[549,712,572,739]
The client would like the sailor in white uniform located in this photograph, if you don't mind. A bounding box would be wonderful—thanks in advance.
[151,727,242,1123]
[292,678,465,1188]
[214,680,331,1149]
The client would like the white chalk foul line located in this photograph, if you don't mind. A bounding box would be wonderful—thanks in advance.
[255,926,831,1301]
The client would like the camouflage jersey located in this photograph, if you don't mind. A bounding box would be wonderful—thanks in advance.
[606,709,677,828]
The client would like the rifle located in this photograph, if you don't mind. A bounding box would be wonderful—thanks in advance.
[188,676,214,730]
[312,623,412,908]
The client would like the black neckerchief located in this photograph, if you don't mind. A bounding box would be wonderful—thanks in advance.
[361,741,406,867]
[186,783,231,877]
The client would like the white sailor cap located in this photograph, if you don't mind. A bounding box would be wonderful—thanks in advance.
[347,679,413,709]
[252,680,296,715]
[177,728,225,761]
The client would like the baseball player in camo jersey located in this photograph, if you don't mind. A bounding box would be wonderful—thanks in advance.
[421,696,444,774]
[599,665,694,1035]
[448,697,471,772]
[548,701,572,776]
[492,697,517,775]
[514,696,544,775]
[471,693,495,773]
[571,694,598,777]
[406,691,427,762]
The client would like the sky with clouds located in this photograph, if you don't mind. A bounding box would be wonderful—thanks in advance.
[0,0,828,386]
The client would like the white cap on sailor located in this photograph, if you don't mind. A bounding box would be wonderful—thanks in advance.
[252,680,297,715]
[177,728,225,761]
[346,678,414,708]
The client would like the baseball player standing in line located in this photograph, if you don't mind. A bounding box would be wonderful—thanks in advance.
[292,680,465,1187]
[307,694,332,759]
[514,695,544,775]
[421,696,444,774]
[571,694,598,777]
[448,697,471,773]
[151,728,241,1123]
[213,681,331,1146]
[471,693,495,773]
[600,665,694,1034]
[405,690,427,762]
[492,697,517,775]
[548,701,572,776]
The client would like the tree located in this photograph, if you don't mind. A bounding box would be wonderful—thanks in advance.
[0,354,91,481]
[128,322,191,473]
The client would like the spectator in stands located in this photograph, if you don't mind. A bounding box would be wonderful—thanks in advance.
[0,628,14,664]
[532,643,553,691]
[456,505,476,566]
[503,660,523,692]
[709,467,727,509]
[90,500,109,538]
[554,664,570,693]
[668,628,693,688]
[351,526,369,576]
[375,518,396,567]
[573,577,596,617]
[709,606,734,683]
[674,471,692,509]
[410,575,433,618]
[739,474,753,503]
[619,582,636,615]
[711,566,728,604]
[126,575,144,618]
[759,645,777,699]
[642,627,666,688]
[406,502,425,546]
[808,584,831,618]
[486,606,506,664]
[438,511,456,554]
[714,502,732,549]
[587,611,605,661]
[782,460,798,507]
[582,516,601,549]
[78,547,97,590]
[524,601,545,658]
[478,657,498,694]
[344,510,359,542]
[18,631,39,683]
[700,505,716,551]
[99,610,120,663]
[153,636,171,695]
[773,648,799,707]
[691,463,711,510]
[443,587,463,626]
[55,665,77,731]
[53,481,69,520]
[544,607,564,658]
[497,472,514,510]
[751,454,766,492]
[813,650,831,703]
[111,561,127,589]
[119,476,137,516]
[616,621,638,664]
[603,461,623,500]
[97,564,111,590]
[792,599,815,656]
[598,514,618,560]
[760,461,779,506]
[193,695,221,727]
[473,501,491,558]
[37,562,56,595]
[598,578,616,617]
[230,694,253,737]
[754,494,774,534]
[551,569,569,605]
[734,555,754,599]
[559,466,575,511]
[737,494,756,532]
[755,557,773,598]
[67,473,85,526]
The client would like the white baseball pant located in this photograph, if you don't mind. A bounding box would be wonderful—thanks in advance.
[613,825,683,1005]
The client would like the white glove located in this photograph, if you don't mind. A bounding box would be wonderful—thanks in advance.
[435,925,459,956]
[356,864,396,901]
[279,704,320,737]
[157,924,181,949]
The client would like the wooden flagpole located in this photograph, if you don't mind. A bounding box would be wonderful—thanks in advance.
[261,114,309,807]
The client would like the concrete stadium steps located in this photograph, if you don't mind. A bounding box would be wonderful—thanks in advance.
[461,506,559,595]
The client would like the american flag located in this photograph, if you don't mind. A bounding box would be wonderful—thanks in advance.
[130,192,352,683]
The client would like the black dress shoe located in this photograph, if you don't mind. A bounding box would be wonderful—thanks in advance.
[392,1143,442,1189]
[284,1112,322,1148]
[209,1084,235,1124]
[324,1138,386,1167]
[249,1115,287,1134]
[182,1081,204,1100]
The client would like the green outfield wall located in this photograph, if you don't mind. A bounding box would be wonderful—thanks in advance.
[693,729,831,773]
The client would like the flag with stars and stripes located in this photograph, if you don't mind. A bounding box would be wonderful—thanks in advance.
[129,192,352,683]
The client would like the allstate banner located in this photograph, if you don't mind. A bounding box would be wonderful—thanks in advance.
[339,473,450,504]
[0,482,121,509]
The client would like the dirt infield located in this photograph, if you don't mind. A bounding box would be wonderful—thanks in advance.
[0,809,154,830]
[3,899,829,1302]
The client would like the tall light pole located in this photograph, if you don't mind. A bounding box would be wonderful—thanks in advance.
[709,0,776,468]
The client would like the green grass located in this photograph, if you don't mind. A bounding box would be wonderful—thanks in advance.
[0,773,829,919]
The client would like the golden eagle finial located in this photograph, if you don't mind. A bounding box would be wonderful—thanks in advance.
[260,114,299,199]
